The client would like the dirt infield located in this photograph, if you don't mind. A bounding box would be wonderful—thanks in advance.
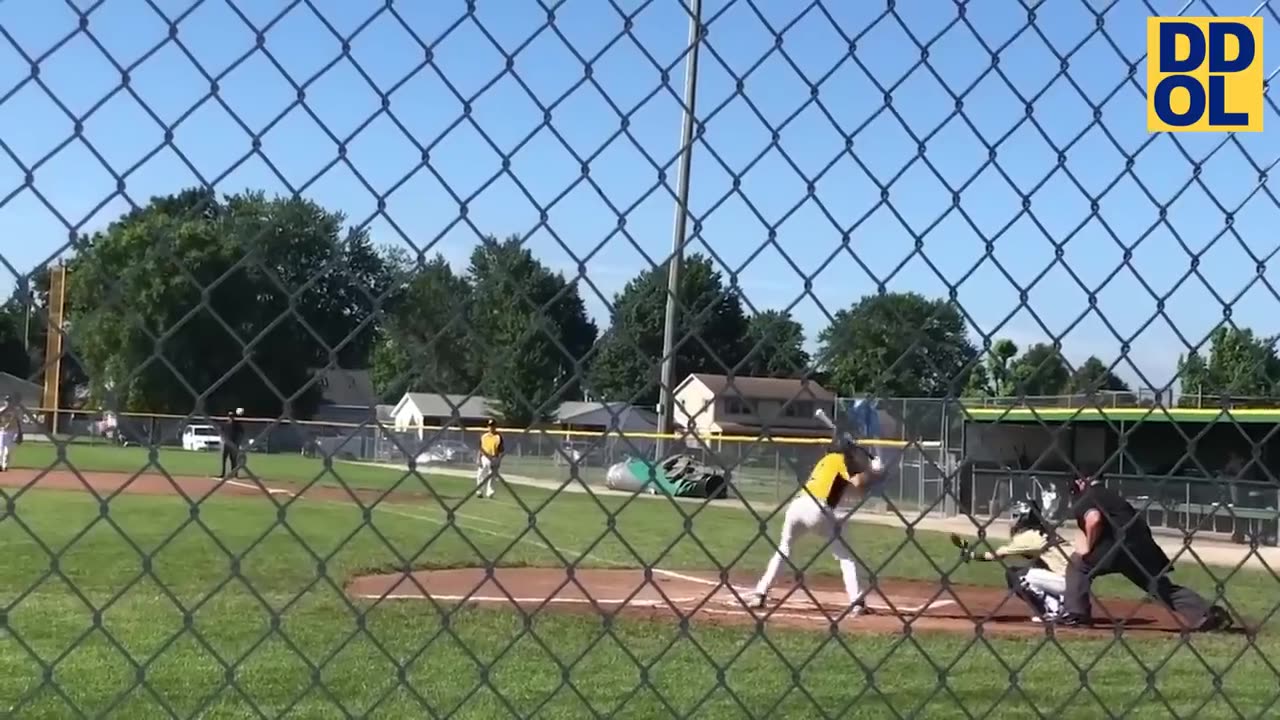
[0,467,414,505]
[347,566,1243,638]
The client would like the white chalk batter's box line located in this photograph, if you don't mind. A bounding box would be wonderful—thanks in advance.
[357,567,955,615]
[651,568,956,614]
[358,594,699,607]
[357,593,951,622]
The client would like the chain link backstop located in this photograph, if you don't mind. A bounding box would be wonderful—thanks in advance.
[0,1,1277,718]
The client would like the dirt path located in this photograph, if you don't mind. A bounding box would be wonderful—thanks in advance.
[347,566,1250,638]
[0,467,434,505]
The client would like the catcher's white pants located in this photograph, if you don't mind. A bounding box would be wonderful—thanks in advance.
[754,494,863,606]
[0,430,13,470]
[475,456,498,498]
[1022,568,1066,614]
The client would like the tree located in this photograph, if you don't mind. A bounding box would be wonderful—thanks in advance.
[817,292,976,397]
[963,338,1018,397]
[1177,326,1280,405]
[0,303,30,378]
[587,253,750,405]
[741,310,810,378]
[467,236,597,423]
[370,252,476,402]
[1009,342,1070,397]
[1069,356,1130,394]
[66,188,393,417]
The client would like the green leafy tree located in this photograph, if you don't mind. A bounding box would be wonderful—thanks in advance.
[818,292,976,397]
[1069,356,1130,394]
[1009,342,1071,397]
[963,338,1019,397]
[587,253,750,405]
[1177,327,1280,405]
[741,310,810,378]
[66,188,392,417]
[467,236,597,424]
[0,303,30,378]
[371,252,476,402]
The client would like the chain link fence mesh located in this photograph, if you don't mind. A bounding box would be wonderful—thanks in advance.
[0,0,1278,717]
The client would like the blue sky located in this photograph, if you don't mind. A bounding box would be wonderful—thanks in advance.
[1,0,1279,397]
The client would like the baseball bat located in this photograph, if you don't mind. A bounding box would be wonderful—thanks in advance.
[813,408,837,431]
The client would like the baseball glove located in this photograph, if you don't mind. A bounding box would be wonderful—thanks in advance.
[949,533,973,562]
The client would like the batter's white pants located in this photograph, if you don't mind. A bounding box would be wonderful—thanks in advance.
[0,430,13,470]
[754,494,863,606]
[1022,568,1066,615]
[475,456,498,498]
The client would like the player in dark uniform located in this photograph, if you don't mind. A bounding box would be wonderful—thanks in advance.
[221,408,245,480]
[1059,474,1232,631]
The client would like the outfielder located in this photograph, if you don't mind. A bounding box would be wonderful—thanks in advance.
[476,419,504,499]
[955,498,1069,623]
[748,416,886,615]
[0,395,21,472]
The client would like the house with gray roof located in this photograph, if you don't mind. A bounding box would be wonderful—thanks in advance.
[672,373,836,438]
[391,392,495,438]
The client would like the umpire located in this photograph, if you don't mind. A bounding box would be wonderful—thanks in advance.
[1060,474,1232,632]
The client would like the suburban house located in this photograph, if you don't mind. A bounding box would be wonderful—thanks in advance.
[309,368,380,425]
[554,401,659,434]
[672,373,836,439]
[391,393,494,439]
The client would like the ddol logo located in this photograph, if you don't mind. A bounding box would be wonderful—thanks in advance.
[1147,17,1263,133]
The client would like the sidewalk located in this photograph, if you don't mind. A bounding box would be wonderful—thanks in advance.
[352,461,1280,572]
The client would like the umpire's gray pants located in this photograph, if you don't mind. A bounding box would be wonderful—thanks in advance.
[1063,548,1212,626]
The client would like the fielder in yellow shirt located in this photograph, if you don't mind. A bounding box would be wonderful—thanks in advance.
[748,432,885,615]
[476,419,504,499]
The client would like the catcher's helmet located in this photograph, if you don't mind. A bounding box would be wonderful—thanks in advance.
[1009,499,1048,536]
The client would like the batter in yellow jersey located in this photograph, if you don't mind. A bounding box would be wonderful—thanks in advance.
[475,419,504,499]
[748,441,885,615]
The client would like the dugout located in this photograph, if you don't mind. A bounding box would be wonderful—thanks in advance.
[960,407,1280,546]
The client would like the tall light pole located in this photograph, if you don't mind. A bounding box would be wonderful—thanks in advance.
[656,0,704,460]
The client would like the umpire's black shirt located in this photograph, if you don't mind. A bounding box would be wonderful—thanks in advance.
[223,416,243,445]
[1071,479,1169,570]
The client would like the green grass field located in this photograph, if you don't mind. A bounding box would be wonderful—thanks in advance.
[1,444,1277,717]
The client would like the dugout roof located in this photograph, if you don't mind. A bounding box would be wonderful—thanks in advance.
[963,407,1280,424]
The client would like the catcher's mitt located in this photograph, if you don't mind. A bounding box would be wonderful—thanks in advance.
[949,533,973,562]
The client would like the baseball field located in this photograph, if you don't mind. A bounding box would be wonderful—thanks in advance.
[0,444,1274,718]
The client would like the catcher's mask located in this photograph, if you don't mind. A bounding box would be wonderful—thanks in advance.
[1009,499,1047,537]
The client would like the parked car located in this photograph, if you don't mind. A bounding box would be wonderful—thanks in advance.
[415,440,471,465]
[181,424,222,452]
[554,441,598,466]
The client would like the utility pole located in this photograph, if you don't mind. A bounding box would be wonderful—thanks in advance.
[655,0,703,460]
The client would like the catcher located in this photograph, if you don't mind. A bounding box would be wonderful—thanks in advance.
[952,497,1070,623]
[747,427,886,615]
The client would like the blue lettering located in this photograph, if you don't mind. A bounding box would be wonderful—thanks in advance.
[1209,22,1254,72]
[1154,75,1205,127]
[1160,21,1204,73]
[1208,75,1248,125]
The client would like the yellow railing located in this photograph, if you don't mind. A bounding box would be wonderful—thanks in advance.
[30,406,941,449]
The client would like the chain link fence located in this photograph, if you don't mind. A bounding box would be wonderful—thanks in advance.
[0,0,1277,717]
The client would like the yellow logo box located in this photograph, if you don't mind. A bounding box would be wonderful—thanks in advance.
[1147,17,1263,133]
